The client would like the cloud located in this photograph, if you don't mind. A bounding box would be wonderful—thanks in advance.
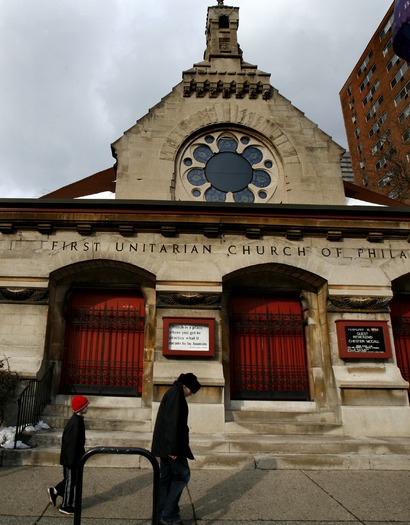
[0,0,391,198]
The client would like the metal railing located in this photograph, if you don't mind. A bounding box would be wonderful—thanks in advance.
[74,447,160,525]
[14,362,55,448]
[230,310,309,400]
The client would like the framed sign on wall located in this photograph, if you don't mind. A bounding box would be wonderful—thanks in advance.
[336,320,393,359]
[162,317,215,357]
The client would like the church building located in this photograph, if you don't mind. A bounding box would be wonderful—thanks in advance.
[1,2,410,440]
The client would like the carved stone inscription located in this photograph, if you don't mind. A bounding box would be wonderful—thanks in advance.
[4,239,409,261]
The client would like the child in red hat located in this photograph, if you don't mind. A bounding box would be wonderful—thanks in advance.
[47,395,90,515]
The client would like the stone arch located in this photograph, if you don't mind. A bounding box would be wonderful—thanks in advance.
[392,271,410,293]
[220,262,338,413]
[212,247,336,290]
[222,262,326,292]
[160,105,299,164]
[46,259,156,403]
[49,259,155,288]
[381,257,410,284]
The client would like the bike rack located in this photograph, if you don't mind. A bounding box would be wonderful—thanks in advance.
[74,446,160,525]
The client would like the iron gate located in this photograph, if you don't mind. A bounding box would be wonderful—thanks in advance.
[392,315,410,399]
[391,296,410,400]
[230,295,310,401]
[61,291,145,396]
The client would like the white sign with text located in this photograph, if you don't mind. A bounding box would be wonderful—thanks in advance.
[168,323,210,351]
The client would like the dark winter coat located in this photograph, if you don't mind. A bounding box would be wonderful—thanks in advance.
[60,412,86,468]
[151,381,194,460]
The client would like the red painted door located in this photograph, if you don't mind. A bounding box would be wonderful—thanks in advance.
[61,289,145,396]
[229,293,309,400]
[391,296,410,399]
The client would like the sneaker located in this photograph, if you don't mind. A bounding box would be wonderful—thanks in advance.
[47,487,57,507]
[59,505,75,515]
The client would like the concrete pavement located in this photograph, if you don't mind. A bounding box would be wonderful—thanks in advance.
[0,462,409,525]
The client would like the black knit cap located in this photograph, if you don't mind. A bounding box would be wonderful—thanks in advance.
[178,373,201,394]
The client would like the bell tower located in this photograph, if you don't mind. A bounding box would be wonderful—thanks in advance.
[182,3,271,100]
[203,2,242,66]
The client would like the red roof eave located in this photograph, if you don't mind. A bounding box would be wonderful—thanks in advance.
[40,166,116,199]
[343,181,406,207]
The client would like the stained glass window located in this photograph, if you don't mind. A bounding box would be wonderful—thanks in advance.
[179,131,278,203]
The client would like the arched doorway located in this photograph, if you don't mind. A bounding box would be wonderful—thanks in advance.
[223,263,328,405]
[47,260,156,399]
[60,289,145,396]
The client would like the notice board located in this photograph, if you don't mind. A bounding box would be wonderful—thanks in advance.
[163,317,215,356]
[336,320,392,359]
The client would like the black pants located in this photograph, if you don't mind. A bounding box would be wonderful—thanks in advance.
[55,465,77,507]
[159,457,190,523]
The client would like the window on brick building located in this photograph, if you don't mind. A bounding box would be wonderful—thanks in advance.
[383,38,393,57]
[372,130,391,155]
[366,95,384,121]
[395,80,410,106]
[379,14,393,41]
[398,104,410,123]
[369,111,388,137]
[387,54,400,72]
[379,172,393,187]
[363,80,380,106]
[391,63,410,89]
[360,65,376,91]
[357,50,373,77]
[375,147,393,170]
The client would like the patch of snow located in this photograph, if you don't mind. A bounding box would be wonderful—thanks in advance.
[0,420,50,449]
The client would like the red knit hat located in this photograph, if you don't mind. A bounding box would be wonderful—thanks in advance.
[72,395,90,413]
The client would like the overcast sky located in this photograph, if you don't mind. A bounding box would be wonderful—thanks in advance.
[0,0,392,199]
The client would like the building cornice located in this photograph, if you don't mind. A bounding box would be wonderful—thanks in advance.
[0,199,409,242]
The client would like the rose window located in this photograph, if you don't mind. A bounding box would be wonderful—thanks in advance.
[179,131,278,203]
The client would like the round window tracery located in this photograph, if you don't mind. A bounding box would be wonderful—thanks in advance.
[178,131,279,203]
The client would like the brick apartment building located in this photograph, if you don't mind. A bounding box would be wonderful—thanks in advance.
[340,1,410,204]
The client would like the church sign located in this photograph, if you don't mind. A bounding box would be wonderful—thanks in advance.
[162,317,215,357]
[336,320,393,359]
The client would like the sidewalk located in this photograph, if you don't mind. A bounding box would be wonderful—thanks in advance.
[0,463,409,524]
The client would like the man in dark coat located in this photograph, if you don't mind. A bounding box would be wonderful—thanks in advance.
[151,373,201,525]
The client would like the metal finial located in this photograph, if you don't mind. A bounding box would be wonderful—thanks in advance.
[217,0,224,5]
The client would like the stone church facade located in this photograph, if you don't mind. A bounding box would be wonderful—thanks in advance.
[1,3,410,437]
